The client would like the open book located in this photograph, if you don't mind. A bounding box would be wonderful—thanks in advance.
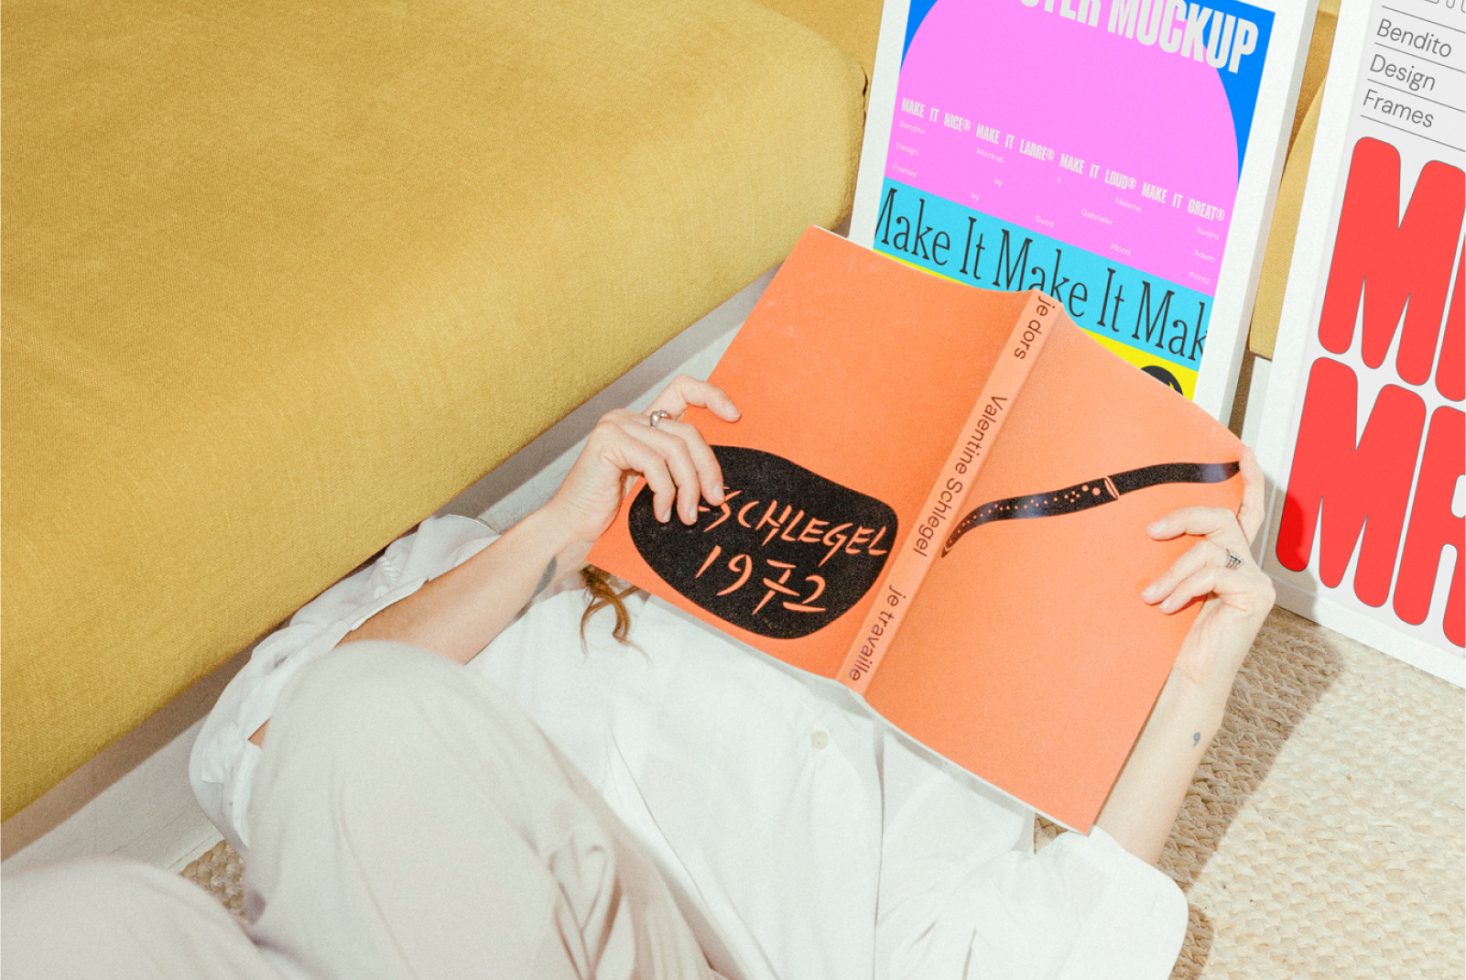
[589,227,1244,831]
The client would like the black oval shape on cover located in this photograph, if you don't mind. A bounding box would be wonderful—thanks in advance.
[628,446,897,639]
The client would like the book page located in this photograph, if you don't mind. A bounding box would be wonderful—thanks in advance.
[588,228,1031,679]
[864,315,1245,831]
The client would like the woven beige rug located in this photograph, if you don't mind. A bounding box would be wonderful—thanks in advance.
[182,607,1465,976]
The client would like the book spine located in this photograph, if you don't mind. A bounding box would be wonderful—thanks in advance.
[837,290,1061,695]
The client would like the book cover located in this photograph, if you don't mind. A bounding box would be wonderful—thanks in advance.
[849,0,1316,419]
[590,227,1244,830]
[1254,0,1464,685]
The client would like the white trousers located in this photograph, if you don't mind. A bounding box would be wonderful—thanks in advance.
[2,642,718,979]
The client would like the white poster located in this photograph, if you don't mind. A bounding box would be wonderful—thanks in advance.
[1256,0,1464,685]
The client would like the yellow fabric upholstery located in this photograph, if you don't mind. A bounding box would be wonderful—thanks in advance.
[1247,0,1339,358]
[2,0,865,817]
[1249,84,1326,361]
[760,0,886,83]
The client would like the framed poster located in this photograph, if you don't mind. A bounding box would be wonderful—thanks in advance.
[1255,0,1464,685]
[850,0,1316,420]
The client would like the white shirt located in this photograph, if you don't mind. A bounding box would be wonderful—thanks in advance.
[191,515,1186,979]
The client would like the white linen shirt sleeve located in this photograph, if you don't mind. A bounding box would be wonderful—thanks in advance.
[873,729,1187,979]
[188,514,498,854]
[881,825,1187,979]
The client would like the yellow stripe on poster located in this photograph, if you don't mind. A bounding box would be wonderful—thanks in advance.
[881,252,953,281]
[1085,332,1199,400]
[876,249,1200,400]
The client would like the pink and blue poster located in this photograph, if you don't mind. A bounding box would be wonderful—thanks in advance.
[851,0,1313,417]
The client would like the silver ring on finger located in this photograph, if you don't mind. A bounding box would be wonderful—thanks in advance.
[648,409,673,429]
[1224,548,1244,570]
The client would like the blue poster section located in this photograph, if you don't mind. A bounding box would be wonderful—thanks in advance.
[902,0,942,60]
[873,179,1213,370]
[1211,0,1274,171]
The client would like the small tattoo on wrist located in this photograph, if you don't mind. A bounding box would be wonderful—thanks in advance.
[1192,731,1202,747]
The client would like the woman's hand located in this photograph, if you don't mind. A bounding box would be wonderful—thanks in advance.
[1140,446,1275,695]
[248,377,739,748]
[542,375,741,552]
[1097,447,1275,861]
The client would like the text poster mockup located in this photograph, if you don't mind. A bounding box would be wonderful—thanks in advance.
[1258,0,1463,684]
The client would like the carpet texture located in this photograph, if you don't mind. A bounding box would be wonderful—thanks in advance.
[182,607,1465,976]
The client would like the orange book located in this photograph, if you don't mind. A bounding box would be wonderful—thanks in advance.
[590,226,1244,831]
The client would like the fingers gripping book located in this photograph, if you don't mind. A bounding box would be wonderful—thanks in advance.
[590,227,1244,831]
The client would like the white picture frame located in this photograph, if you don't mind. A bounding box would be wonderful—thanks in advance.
[850,0,1317,422]
[1253,0,1465,686]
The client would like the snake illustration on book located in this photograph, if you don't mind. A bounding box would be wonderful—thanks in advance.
[941,462,1241,557]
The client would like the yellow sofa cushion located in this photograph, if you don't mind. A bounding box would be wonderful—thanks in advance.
[1247,0,1339,359]
[761,0,885,82]
[2,0,865,817]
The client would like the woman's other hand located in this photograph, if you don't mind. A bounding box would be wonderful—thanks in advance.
[543,375,741,553]
[1140,446,1275,695]
[1097,447,1274,861]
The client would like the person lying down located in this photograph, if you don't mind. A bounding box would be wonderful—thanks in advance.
[3,377,1274,979]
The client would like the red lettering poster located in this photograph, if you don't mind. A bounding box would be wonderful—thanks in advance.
[1256,0,1464,684]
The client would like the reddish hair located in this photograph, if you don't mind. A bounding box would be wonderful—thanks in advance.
[580,566,639,643]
